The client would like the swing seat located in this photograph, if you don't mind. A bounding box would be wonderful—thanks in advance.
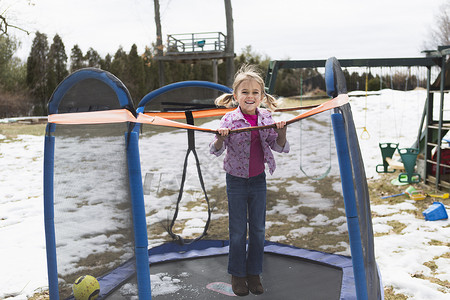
[196,40,206,48]
[398,148,421,183]
[376,143,399,173]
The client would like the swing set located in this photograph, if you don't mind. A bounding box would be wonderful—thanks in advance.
[315,57,437,185]
[366,50,450,189]
[265,57,436,183]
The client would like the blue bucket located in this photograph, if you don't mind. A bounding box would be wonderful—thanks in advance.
[422,202,448,221]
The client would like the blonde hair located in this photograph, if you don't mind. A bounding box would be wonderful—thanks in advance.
[215,64,279,111]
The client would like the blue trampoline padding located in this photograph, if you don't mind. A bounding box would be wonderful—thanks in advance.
[137,81,233,113]
[65,259,137,300]
[332,113,368,300]
[148,240,230,264]
[91,240,356,299]
[43,135,59,300]
[325,58,336,98]
[126,130,151,299]
[325,57,348,98]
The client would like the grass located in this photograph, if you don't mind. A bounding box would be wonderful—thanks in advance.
[384,286,409,300]
[412,272,450,292]
[27,290,49,300]
[0,122,46,139]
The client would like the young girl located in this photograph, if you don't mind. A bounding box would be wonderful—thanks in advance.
[210,65,289,296]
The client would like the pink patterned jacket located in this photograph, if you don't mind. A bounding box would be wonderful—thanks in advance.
[210,107,290,178]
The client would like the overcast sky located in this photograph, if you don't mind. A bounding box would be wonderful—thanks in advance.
[2,0,447,62]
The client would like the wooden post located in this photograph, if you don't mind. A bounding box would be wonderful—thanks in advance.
[224,0,234,87]
[212,59,218,83]
[154,0,165,87]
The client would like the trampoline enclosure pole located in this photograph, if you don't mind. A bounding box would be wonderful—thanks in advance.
[331,113,369,300]
[44,132,60,300]
[126,130,152,299]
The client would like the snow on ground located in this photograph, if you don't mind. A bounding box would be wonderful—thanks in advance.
[1,89,449,299]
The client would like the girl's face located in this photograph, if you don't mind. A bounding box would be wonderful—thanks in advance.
[234,79,263,115]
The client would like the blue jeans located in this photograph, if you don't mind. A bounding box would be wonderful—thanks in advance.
[226,172,266,277]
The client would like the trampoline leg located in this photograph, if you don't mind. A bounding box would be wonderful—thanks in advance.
[331,113,369,300]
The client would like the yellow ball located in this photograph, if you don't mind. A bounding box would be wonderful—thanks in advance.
[72,275,100,300]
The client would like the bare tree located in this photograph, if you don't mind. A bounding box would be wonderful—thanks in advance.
[0,14,30,36]
[424,0,450,50]
[0,1,32,36]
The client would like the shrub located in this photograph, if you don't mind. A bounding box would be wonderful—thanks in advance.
[0,88,34,118]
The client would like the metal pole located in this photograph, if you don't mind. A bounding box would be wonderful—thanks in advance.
[436,54,447,189]
[423,66,432,182]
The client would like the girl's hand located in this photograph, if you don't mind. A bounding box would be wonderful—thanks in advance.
[274,121,287,134]
[217,127,230,137]
[274,121,287,147]
[217,128,230,141]
[214,128,230,150]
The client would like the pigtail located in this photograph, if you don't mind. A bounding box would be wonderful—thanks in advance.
[262,93,280,112]
[215,93,236,108]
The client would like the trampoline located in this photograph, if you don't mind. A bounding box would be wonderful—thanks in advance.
[99,240,353,299]
[43,58,383,300]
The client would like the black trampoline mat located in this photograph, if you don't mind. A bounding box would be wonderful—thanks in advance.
[145,253,342,300]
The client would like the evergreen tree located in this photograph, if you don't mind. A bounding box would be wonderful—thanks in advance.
[237,45,265,65]
[191,62,212,82]
[127,44,145,103]
[26,31,49,114]
[110,46,128,82]
[100,53,112,71]
[142,46,158,92]
[47,34,68,94]
[70,44,85,72]
[85,47,101,68]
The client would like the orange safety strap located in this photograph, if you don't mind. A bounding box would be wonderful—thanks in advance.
[229,94,349,134]
[143,108,235,120]
[142,105,321,120]
[288,94,348,123]
[48,109,136,124]
[47,94,349,133]
[136,113,217,133]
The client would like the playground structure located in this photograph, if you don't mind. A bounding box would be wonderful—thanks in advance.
[153,31,234,85]
[164,32,229,59]
[265,47,450,190]
[150,1,234,85]
[43,58,383,299]
[153,31,235,85]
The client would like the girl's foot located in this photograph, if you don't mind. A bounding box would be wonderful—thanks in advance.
[247,274,264,295]
[231,275,249,296]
